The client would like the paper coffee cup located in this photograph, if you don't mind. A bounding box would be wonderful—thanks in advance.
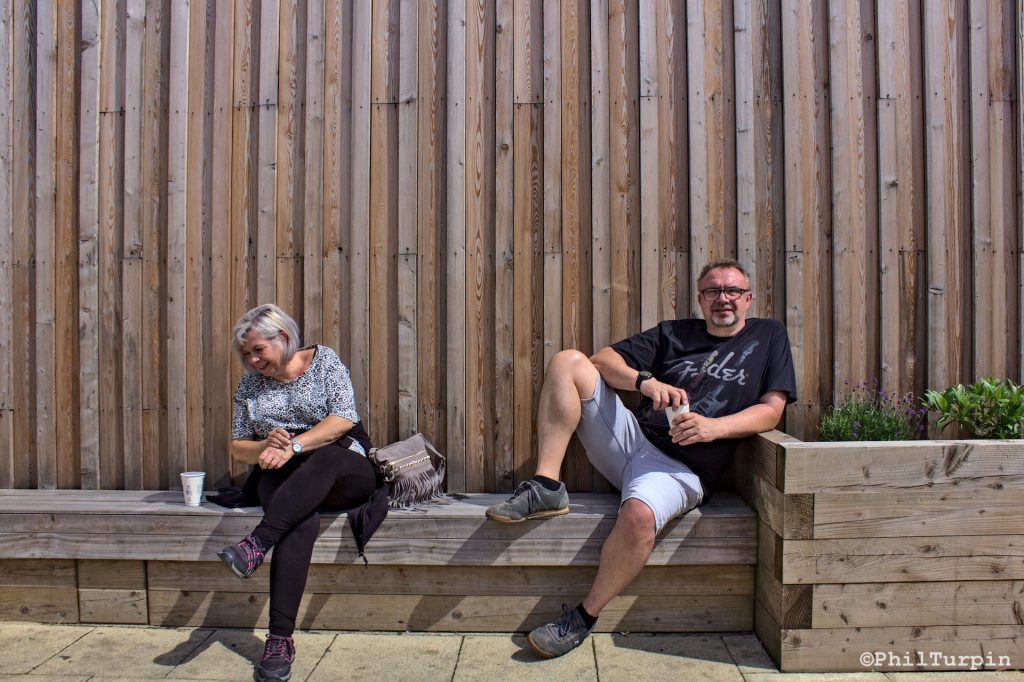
[666,402,689,424]
[180,471,206,507]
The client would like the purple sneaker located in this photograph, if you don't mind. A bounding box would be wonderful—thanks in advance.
[256,634,294,682]
[218,533,266,578]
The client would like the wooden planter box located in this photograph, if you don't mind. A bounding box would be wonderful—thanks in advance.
[735,431,1024,672]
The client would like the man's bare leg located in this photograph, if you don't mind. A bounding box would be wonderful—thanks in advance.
[534,350,600,479]
[582,499,657,616]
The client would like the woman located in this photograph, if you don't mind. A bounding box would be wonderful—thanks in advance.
[220,304,387,682]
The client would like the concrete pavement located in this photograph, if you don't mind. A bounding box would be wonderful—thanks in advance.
[1,622,1022,681]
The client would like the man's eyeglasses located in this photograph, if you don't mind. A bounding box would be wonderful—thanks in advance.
[699,287,750,302]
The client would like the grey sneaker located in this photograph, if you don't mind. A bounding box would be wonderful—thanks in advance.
[485,480,569,523]
[527,603,594,658]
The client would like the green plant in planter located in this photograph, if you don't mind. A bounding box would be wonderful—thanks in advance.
[818,379,926,441]
[923,377,1024,439]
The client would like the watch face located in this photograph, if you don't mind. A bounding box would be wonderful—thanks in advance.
[292,441,302,453]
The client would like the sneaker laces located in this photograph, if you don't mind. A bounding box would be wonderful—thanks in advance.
[240,534,266,570]
[506,480,539,505]
[555,604,579,637]
[262,634,294,663]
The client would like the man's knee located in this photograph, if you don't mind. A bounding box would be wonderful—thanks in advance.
[546,349,598,397]
[617,498,657,548]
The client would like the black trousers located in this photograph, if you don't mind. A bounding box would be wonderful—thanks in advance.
[253,443,377,636]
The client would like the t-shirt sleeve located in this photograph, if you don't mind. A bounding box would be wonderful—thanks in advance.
[610,323,666,372]
[231,379,256,440]
[322,348,361,422]
[762,321,798,404]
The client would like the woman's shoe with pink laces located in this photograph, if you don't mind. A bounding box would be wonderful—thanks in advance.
[256,634,295,682]
[217,533,266,578]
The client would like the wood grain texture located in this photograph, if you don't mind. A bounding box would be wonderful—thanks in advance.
[0,0,13,489]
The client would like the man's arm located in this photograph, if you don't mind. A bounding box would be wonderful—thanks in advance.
[590,346,687,409]
[670,390,787,446]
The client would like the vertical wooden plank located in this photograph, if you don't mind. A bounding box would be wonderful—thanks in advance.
[34,0,57,489]
[829,0,878,389]
[782,0,832,439]
[877,0,926,399]
[303,0,324,347]
[464,0,496,492]
[542,0,562,372]
[608,0,640,343]
[923,0,971,402]
[638,0,659,331]
[98,0,125,488]
[688,0,736,293]
[415,0,445,450]
[396,0,418,439]
[142,0,170,489]
[166,0,190,484]
[79,0,101,490]
[184,0,210,475]
[11,0,35,489]
[970,0,1018,381]
[494,0,514,491]
[369,0,399,446]
[228,0,257,483]
[1020,0,1024,379]
[274,0,301,318]
[255,0,278,308]
[512,0,544,487]
[123,0,145,489]
[590,0,610,353]
[735,0,783,321]
[321,0,353,362]
[207,0,235,487]
[54,0,78,490]
[0,0,14,487]
[446,0,467,491]
[350,0,371,419]
[561,0,593,492]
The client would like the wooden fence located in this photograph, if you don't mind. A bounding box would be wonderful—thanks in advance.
[1,0,1022,492]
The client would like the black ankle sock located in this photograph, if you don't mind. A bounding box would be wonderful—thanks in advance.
[533,475,562,492]
[575,603,598,629]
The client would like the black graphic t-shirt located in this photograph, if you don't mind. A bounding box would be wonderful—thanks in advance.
[611,317,796,489]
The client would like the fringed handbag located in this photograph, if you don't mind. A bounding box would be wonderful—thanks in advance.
[368,433,451,509]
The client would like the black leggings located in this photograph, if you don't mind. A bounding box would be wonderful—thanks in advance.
[253,443,377,636]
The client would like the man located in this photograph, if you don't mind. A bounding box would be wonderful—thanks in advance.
[485,259,796,658]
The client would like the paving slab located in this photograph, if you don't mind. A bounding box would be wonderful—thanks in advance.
[453,634,597,682]
[33,626,211,678]
[745,674,889,681]
[0,676,90,682]
[594,634,743,682]
[0,622,93,675]
[722,633,778,675]
[308,633,461,682]
[886,673,1024,681]
[168,629,335,681]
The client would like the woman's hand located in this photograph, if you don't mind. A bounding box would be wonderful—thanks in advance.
[265,427,293,451]
[258,445,292,470]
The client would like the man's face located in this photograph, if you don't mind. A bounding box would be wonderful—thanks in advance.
[697,266,753,335]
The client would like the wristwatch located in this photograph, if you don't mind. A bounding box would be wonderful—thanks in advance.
[291,439,303,454]
[635,370,654,390]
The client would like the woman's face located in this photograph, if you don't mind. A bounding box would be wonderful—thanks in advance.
[240,331,287,377]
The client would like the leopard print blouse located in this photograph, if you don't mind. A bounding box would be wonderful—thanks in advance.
[230,345,366,455]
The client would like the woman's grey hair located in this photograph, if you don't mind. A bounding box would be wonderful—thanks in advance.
[231,304,301,370]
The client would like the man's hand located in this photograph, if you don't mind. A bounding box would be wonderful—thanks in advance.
[258,445,292,470]
[640,379,688,411]
[670,411,726,445]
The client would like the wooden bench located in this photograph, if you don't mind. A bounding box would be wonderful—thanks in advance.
[0,490,756,633]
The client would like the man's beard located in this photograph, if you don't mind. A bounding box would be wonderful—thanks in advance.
[709,307,737,328]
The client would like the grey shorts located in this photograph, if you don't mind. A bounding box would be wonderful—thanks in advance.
[576,375,704,533]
